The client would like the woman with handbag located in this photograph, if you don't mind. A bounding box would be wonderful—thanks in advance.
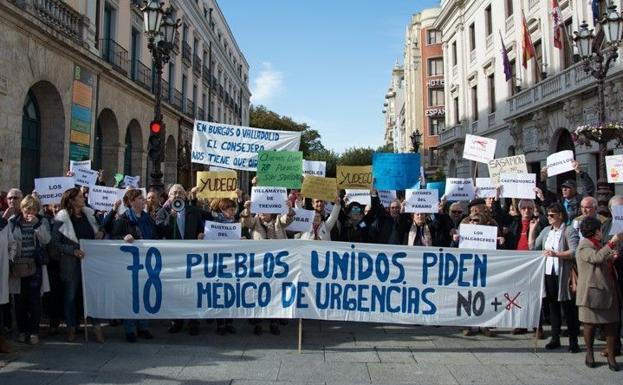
[8,195,51,345]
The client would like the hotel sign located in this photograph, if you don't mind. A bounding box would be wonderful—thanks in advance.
[427,79,445,88]
[425,107,445,117]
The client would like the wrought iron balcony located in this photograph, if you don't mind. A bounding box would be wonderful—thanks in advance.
[172,89,183,111]
[186,99,194,117]
[99,39,129,75]
[439,122,466,146]
[197,107,205,121]
[193,54,202,75]
[132,60,152,92]
[202,66,210,86]
[162,79,170,102]
[181,41,192,67]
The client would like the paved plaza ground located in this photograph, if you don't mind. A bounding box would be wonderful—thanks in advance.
[0,320,621,385]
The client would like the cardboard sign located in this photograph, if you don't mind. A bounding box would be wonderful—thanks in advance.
[251,187,288,214]
[73,168,98,187]
[344,189,371,207]
[404,189,439,213]
[487,155,527,185]
[196,171,238,199]
[459,224,498,250]
[500,173,536,199]
[475,178,497,198]
[463,134,497,163]
[337,165,372,189]
[203,221,242,240]
[606,155,623,183]
[372,153,421,190]
[546,150,575,177]
[300,175,337,202]
[123,175,140,188]
[88,186,121,211]
[34,177,75,205]
[378,190,397,209]
[69,160,91,173]
[303,160,326,177]
[444,178,475,201]
[286,208,316,233]
[256,151,303,189]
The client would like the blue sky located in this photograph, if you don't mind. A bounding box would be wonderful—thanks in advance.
[218,0,441,154]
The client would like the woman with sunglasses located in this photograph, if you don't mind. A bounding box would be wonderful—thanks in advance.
[529,203,580,353]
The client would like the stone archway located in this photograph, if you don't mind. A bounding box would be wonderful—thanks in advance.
[124,119,144,179]
[20,81,65,193]
[551,127,576,188]
[96,109,120,186]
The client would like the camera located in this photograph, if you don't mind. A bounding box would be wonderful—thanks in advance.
[171,198,185,213]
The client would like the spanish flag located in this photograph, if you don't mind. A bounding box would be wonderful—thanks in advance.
[522,12,536,68]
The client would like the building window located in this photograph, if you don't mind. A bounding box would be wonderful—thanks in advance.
[428,58,444,76]
[506,0,513,17]
[182,74,187,109]
[471,85,478,121]
[182,24,188,43]
[509,59,517,96]
[533,40,543,82]
[429,89,444,107]
[429,118,444,136]
[427,30,441,44]
[452,41,457,66]
[453,97,460,125]
[488,74,496,113]
[469,23,476,51]
[485,5,492,36]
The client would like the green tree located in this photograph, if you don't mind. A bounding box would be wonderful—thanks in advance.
[307,148,339,177]
[338,147,375,166]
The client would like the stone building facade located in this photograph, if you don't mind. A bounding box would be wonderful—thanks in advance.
[0,0,250,193]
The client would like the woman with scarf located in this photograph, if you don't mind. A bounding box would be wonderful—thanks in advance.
[111,189,159,343]
[576,216,621,371]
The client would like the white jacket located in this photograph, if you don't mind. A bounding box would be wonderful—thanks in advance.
[8,215,51,295]
[0,223,17,304]
[298,203,340,241]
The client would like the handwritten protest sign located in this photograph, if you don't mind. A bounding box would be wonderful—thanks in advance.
[546,150,575,177]
[203,221,241,240]
[69,160,91,172]
[487,154,527,185]
[303,160,326,177]
[82,239,545,328]
[345,189,371,207]
[606,155,623,183]
[286,208,315,233]
[123,175,140,188]
[256,151,303,189]
[372,153,421,190]
[444,178,475,201]
[378,190,397,208]
[251,187,288,214]
[459,224,498,250]
[463,134,497,163]
[73,168,98,187]
[34,177,75,205]
[500,173,536,199]
[300,176,337,202]
[191,121,301,171]
[196,171,238,199]
[88,186,121,211]
[337,166,372,189]
[475,178,497,198]
[404,189,439,213]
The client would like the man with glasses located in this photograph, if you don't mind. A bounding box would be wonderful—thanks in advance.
[572,197,607,241]
[3,189,23,220]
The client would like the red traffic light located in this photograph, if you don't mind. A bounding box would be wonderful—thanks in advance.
[150,120,162,134]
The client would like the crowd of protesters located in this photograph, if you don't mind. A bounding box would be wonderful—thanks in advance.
[0,161,621,371]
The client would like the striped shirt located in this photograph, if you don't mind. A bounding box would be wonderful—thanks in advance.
[19,218,36,258]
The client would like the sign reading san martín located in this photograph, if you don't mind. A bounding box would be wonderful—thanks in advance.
[191,121,301,171]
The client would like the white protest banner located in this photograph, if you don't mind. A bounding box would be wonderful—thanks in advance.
[546,150,575,177]
[123,175,141,188]
[286,208,315,233]
[191,121,301,171]
[303,160,326,177]
[404,189,439,213]
[609,205,623,235]
[500,173,536,199]
[88,186,121,211]
[459,224,498,250]
[82,239,545,328]
[444,178,475,201]
[606,154,623,183]
[345,189,371,207]
[34,177,75,205]
[73,168,98,187]
[463,134,497,163]
[251,186,288,214]
[487,155,527,185]
[203,221,241,240]
[378,190,397,208]
[69,160,91,172]
[475,178,497,198]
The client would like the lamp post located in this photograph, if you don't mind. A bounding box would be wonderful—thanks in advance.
[573,3,623,213]
[140,0,179,192]
[410,129,422,153]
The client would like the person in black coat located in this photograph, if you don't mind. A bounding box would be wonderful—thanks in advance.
[369,199,412,244]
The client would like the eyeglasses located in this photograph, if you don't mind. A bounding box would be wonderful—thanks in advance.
[547,213,558,218]
[451,210,463,214]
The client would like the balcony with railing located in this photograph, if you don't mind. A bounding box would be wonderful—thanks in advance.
[439,123,466,146]
[469,50,476,63]
[172,89,183,111]
[162,79,170,103]
[505,16,514,33]
[99,39,129,75]
[485,35,493,50]
[21,0,87,44]
[132,60,152,91]
[202,66,210,86]
[219,84,224,98]
[471,120,479,133]
[488,112,496,128]
[193,54,202,75]
[186,99,194,117]
[181,41,192,67]
[507,61,595,118]
[197,107,205,121]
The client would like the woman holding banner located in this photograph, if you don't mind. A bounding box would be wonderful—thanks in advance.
[52,188,104,343]
[111,189,158,343]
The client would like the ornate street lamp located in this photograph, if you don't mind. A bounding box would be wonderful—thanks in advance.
[573,4,623,214]
[410,129,422,153]
[140,1,180,192]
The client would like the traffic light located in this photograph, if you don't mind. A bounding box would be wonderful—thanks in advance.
[148,119,164,161]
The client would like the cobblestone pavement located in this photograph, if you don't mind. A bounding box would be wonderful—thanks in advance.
[0,321,621,385]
